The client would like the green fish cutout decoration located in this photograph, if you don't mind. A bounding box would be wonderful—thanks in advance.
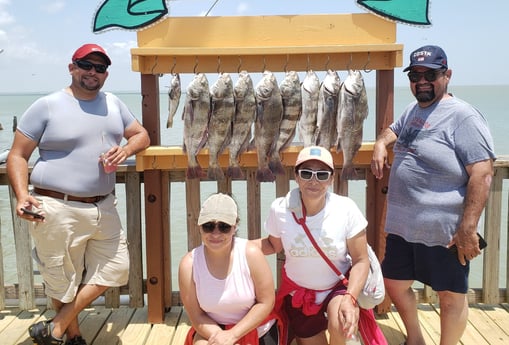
[357,0,431,26]
[93,0,168,33]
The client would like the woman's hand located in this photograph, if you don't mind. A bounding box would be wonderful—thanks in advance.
[207,329,239,345]
[338,294,360,339]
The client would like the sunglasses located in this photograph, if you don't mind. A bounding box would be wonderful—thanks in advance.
[201,221,233,234]
[407,69,445,83]
[73,59,108,74]
[298,169,332,181]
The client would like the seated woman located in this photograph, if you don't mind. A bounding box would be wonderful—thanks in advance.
[179,193,279,345]
[259,146,371,345]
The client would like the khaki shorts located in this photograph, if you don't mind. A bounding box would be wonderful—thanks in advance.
[30,193,129,303]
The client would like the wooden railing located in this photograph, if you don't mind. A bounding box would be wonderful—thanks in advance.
[0,151,507,312]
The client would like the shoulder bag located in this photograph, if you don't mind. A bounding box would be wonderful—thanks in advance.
[291,207,385,309]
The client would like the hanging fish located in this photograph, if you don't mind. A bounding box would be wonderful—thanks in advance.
[269,70,301,175]
[207,72,235,181]
[228,71,256,179]
[315,69,341,149]
[298,70,320,147]
[166,73,181,128]
[182,73,210,179]
[254,71,283,182]
[336,69,369,181]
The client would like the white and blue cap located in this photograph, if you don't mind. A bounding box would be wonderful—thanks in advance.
[295,146,334,170]
[403,45,448,72]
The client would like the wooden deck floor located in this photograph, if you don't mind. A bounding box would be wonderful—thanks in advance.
[1,304,508,345]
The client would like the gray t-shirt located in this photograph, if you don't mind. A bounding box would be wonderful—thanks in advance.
[386,96,496,246]
[18,90,137,196]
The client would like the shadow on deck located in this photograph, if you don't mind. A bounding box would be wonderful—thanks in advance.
[1,304,508,345]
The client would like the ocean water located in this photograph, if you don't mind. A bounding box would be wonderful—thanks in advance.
[0,82,507,289]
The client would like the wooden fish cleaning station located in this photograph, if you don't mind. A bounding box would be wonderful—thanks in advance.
[131,13,402,323]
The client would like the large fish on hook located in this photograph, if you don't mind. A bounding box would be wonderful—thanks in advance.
[336,69,369,181]
[228,71,256,179]
[299,70,320,147]
[207,73,235,181]
[315,69,341,149]
[254,71,283,183]
[182,73,210,179]
[269,70,301,175]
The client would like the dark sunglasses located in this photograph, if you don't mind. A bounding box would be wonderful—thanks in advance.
[298,169,332,181]
[201,221,233,234]
[407,69,445,83]
[73,59,108,74]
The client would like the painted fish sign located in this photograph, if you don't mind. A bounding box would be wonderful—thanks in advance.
[92,0,431,33]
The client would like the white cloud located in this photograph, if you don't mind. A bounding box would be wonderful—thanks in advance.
[236,2,249,15]
[43,0,65,14]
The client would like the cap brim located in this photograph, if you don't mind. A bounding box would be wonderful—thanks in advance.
[403,63,445,72]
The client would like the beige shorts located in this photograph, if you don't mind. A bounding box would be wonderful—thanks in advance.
[30,193,129,303]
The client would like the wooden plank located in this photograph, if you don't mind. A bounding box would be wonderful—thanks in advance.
[414,304,440,344]
[374,307,406,345]
[172,308,192,345]
[93,307,135,345]
[118,307,151,345]
[132,14,403,73]
[145,307,181,345]
[1,308,50,345]
[9,185,35,310]
[136,144,377,172]
[185,179,201,250]
[0,215,4,310]
[78,306,112,344]
[483,168,503,303]
[464,305,505,345]
[126,171,144,308]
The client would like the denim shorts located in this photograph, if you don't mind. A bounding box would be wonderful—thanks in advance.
[381,234,469,293]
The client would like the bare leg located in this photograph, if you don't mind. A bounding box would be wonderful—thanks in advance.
[385,278,425,345]
[50,284,109,339]
[437,291,468,345]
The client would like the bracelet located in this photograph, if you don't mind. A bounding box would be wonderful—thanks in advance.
[343,292,358,307]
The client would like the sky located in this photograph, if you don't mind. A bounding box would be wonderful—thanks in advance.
[0,0,506,93]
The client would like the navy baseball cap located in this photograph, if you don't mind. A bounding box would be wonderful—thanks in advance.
[403,45,448,72]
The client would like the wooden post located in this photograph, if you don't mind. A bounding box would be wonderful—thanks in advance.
[370,69,394,313]
[141,74,167,323]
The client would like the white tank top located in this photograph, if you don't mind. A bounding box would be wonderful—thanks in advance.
[192,237,255,325]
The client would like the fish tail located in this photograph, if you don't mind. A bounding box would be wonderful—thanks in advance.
[256,167,276,182]
[268,156,285,175]
[340,164,359,181]
[207,165,225,181]
[187,165,204,179]
[227,165,245,179]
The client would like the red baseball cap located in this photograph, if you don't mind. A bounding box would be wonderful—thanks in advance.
[72,44,111,65]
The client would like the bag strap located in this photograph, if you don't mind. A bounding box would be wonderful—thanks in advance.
[291,204,349,286]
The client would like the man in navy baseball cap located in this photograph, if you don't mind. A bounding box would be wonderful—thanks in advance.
[403,45,448,72]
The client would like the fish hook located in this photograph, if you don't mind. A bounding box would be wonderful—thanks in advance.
[346,54,353,70]
[217,56,221,74]
[363,52,372,73]
[237,56,242,73]
[262,56,266,73]
[151,56,158,75]
[307,55,310,71]
[284,54,289,73]
[325,55,330,71]
[170,57,177,75]
[193,56,198,74]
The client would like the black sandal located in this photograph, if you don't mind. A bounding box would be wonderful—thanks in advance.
[28,319,64,345]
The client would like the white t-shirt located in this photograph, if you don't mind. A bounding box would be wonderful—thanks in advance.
[265,189,367,292]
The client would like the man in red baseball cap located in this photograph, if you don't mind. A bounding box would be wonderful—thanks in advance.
[72,43,111,65]
[8,42,149,345]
